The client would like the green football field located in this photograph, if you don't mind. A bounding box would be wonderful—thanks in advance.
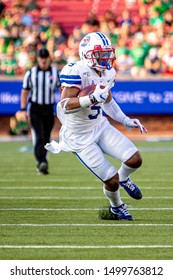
[0,139,173,260]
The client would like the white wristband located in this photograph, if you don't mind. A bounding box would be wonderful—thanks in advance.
[79,96,91,108]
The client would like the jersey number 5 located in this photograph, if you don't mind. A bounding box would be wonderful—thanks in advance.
[88,105,101,119]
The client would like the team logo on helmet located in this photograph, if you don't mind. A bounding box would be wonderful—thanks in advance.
[81,35,90,47]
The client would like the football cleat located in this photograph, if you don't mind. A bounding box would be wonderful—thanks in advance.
[110,204,134,220]
[120,178,142,200]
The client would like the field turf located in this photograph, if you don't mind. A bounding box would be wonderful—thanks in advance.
[0,140,173,260]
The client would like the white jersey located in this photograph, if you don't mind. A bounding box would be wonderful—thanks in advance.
[46,61,138,180]
[58,60,116,134]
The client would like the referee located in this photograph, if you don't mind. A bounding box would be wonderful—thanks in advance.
[19,48,60,174]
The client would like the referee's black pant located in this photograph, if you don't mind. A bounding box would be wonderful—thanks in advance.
[29,103,54,166]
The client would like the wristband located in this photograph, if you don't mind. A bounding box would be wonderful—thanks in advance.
[79,96,92,108]
[21,108,26,111]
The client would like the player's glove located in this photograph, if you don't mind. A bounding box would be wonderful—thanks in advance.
[123,117,147,134]
[90,84,109,104]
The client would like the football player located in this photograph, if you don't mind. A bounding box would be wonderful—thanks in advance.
[46,32,147,220]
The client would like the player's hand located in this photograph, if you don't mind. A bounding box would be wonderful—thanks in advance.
[90,84,109,104]
[124,118,147,134]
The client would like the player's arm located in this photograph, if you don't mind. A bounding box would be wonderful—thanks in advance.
[103,95,147,134]
[61,85,110,114]
[61,86,81,111]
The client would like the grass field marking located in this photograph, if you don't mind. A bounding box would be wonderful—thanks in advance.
[0,245,173,249]
[0,186,96,190]
[1,178,173,182]
[0,207,173,211]
[0,178,94,182]
[140,147,173,151]
[0,223,173,227]
[0,196,172,200]
[0,186,173,190]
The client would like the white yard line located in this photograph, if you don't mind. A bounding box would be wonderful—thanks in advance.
[0,196,172,200]
[0,186,96,190]
[0,208,173,211]
[0,223,173,227]
[0,186,173,190]
[0,245,172,249]
[1,178,173,182]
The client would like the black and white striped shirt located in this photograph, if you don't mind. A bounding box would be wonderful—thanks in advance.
[22,65,60,105]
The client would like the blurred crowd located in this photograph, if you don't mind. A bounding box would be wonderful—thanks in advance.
[0,0,173,78]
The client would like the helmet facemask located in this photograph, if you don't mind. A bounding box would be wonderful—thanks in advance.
[84,45,115,71]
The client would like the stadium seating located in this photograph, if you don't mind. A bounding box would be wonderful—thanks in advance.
[5,0,139,34]
[36,0,128,34]
[37,0,93,34]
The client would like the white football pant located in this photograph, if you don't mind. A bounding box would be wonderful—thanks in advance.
[74,122,138,182]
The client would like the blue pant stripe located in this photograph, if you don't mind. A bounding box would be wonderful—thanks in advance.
[74,152,104,182]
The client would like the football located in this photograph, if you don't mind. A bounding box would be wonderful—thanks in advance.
[78,84,96,97]
[78,84,106,97]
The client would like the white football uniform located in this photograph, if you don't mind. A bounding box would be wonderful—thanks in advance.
[57,61,138,182]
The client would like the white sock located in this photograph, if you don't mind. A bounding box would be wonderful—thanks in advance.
[103,187,123,207]
[118,163,137,182]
